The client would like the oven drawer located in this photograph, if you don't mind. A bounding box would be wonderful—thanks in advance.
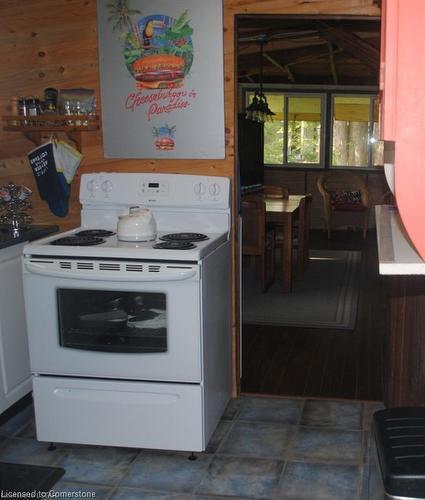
[33,376,205,451]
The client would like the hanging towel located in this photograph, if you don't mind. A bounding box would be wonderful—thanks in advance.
[53,139,82,184]
[27,138,82,217]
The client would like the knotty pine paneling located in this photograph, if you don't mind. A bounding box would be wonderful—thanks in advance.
[0,0,380,395]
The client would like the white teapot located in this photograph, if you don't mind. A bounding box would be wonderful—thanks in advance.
[117,206,157,242]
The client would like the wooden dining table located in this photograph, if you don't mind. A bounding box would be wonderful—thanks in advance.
[264,194,305,293]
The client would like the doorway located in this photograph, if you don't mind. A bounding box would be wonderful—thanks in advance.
[236,15,386,401]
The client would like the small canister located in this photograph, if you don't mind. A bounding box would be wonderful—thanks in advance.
[17,97,27,115]
[17,97,28,124]
[44,87,58,113]
[10,97,19,126]
[26,98,41,125]
[63,100,74,125]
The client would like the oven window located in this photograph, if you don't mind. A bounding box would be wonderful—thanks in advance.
[57,289,167,353]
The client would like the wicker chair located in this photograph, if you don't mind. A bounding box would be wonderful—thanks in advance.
[317,171,370,239]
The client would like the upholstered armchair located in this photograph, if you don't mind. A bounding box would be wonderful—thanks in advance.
[317,171,370,239]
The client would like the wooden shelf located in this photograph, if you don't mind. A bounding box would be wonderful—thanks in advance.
[2,114,100,152]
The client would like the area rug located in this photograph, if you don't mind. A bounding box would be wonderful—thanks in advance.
[242,249,361,329]
[0,462,65,492]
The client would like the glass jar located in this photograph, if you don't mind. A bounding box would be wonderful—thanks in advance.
[43,87,58,113]
[26,98,41,125]
[63,100,74,125]
[16,97,28,125]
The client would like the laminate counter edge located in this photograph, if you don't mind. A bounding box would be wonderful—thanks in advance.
[376,205,425,274]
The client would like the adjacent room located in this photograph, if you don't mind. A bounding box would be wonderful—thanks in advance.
[237,15,388,401]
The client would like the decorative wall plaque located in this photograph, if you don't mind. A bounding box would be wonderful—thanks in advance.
[97,0,225,159]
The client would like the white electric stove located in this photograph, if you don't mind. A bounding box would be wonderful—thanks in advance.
[22,172,232,452]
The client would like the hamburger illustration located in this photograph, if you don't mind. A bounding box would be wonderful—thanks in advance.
[153,125,176,151]
[155,136,175,150]
[133,54,185,89]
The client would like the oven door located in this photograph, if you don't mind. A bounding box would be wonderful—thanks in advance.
[23,258,202,383]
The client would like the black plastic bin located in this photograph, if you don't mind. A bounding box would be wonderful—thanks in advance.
[369,407,425,499]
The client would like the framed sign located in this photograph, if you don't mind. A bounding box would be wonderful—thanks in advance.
[97,0,225,159]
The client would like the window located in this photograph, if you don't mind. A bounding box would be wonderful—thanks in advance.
[286,95,322,165]
[331,95,383,168]
[246,91,324,167]
[243,89,383,169]
[371,97,384,167]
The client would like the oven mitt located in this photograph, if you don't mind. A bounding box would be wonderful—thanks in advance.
[27,141,70,217]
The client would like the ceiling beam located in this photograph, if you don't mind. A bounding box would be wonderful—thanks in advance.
[239,43,336,71]
[239,74,255,83]
[286,47,344,67]
[285,65,295,84]
[327,43,338,85]
[238,36,327,57]
[315,22,380,70]
[263,53,295,83]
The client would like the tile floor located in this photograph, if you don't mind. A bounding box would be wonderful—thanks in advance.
[0,396,384,499]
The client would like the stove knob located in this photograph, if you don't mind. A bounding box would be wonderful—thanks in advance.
[86,179,99,192]
[194,182,206,196]
[209,183,221,196]
[101,180,113,193]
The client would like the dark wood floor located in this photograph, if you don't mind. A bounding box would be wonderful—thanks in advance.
[241,229,386,402]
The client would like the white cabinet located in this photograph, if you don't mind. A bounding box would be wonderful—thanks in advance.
[0,242,31,413]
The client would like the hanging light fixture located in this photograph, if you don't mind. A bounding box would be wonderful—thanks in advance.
[245,36,275,123]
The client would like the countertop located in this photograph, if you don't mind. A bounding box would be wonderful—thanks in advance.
[376,204,425,274]
[0,225,59,250]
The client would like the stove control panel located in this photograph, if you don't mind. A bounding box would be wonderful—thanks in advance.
[80,173,230,209]
[140,181,169,196]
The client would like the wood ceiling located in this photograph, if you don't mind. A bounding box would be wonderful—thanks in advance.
[237,17,381,87]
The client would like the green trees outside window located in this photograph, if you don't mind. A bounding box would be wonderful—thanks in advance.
[332,95,383,168]
[244,90,383,169]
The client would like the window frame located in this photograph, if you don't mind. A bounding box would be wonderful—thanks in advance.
[240,85,382,171]
[283,92,326,168]
[244,89,326,168]
[329,92,380,169]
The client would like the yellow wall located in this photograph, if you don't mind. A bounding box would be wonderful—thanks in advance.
[0,0,380,394]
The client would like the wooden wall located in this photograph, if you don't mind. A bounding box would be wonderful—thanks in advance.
[0,0,381,394]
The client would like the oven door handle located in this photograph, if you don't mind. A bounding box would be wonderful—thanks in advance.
[24,261,198,282]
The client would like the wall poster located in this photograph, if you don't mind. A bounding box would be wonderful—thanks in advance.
[97,0,225,159]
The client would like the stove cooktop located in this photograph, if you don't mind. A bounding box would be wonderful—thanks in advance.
[25,228,228,261]
[153,232,209,250]
[76,230,116,238]
[51,236,105,246]
[50,231,210,249]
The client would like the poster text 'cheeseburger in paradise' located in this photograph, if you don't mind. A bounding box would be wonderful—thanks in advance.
[97,0,225,159]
